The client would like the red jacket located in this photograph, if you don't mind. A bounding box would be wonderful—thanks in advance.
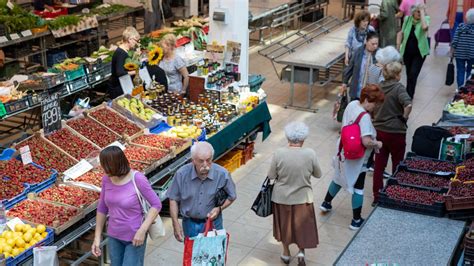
[447,0,474,28]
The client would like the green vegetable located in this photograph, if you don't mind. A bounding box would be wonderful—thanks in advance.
[47,15,82,30]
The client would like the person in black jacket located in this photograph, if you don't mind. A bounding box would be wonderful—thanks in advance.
[108,27,140,99]
[146,63,168,91]
[342,32,380,100]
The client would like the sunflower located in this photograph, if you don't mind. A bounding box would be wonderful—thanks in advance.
[148,45,164,65]
[124,62,139,71]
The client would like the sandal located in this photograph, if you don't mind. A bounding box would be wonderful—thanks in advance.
[280,254,290,265]
[297,251,305,266]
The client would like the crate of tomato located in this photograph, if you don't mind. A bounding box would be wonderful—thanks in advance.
[444,180,474,211]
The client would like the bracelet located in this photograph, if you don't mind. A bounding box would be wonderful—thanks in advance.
[219,206,222,213]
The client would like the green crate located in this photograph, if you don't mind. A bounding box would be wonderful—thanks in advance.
[65,66,86,81]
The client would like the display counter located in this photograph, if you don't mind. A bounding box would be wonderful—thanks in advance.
[335,207,466,265]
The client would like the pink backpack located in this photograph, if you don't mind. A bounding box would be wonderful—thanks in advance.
[338,112,368,160]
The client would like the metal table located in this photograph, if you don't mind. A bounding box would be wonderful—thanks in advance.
[259,17,351,112]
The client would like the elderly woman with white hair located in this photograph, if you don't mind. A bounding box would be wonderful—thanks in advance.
[451,8,474,88]
[367,45,402,85]
[268,122,322,265]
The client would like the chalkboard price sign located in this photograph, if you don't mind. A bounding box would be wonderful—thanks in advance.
[41,93,62,135]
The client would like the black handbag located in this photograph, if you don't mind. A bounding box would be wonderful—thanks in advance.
[251,177,274,217]
[445,58,455,86]
[411,126,453,158]
[214,180,228,207]
[337,93,349,123]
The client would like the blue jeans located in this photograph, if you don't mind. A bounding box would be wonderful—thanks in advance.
[456,58,474,88]
[108,236,147,266]
[182,215,223,238]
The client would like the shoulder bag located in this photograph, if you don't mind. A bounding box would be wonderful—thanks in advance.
[131,172,165,240]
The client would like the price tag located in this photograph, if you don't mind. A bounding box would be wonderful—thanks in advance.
[19,145,33,165]
[107,141,126,151]
[96,75,101,81]
[144,128,151,135]
[6,0,14,10]
[63,159,93,180]
[6,217,25,231]
[9,33,20,40]
[20,30,32,37]
[41,93,62,135]
[0,36,8,43]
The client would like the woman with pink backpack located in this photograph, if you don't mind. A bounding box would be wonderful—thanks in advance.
[320,85,384,230]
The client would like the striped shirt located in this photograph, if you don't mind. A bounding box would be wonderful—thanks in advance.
[452,23,474,60]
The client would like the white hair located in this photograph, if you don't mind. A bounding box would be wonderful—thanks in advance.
[410,4,423,15]
[375,46,401,65]
[284,122,309,143]
[191,141,215,159]
[467,8,474,24]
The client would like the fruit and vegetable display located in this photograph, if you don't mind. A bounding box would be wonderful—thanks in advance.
[38,185,99,208]
[448,126,474,136]
[46,15,82,30]
[7,200,79,227]
[116,97,157,122]
[394,170,450,189]
[447,181,474,198]
[132,134,189,151]
[161,125,203,139]
[404,157,457,173]
[16,136,76,172]
[52,57,85,72]
[385,185,445,205]
[45,128,100,160]
[446,100,474,116]
[454,167,474,182]
[89,107,142,136]
[67,117,119,148]
[90,4,131,16]
[90,45,114,63]
[457,92,474,105]
[124,146,168,164]
[0,0,42,34]
[74,170,103,188]
[0,159,51,185]
[0,223,49,259]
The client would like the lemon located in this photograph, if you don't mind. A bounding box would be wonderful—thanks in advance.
[36,224,46,234]
[14,224,24,232]
[18,247,25,253]
[15,238,26,248]
[3,244,12,254]
[29,240,37,246]
[11,248,20,257]
[24,243,31,249]
[3,231,13,239]
[4,252,11,258]
[0,244,4,253]
[23,224,32,233]
[13,232,23,239]
[0,237,6,243]
[34,233,40,239]
[27,228,37,235]
[22,232,33,243]
[41,232,48,238]
[1,231,6,238]
[34,234,43,242]
[6,238,15,247]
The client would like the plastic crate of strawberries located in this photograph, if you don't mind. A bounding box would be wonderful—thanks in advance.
[132,134,190,152]
[0,159,52,186]
[88,107,142,137]
[379,179,446,217]
[15,136,76,173]
[73,170,104,188]
[0,178,29,210]
[37,185,100,209]
[129,161,150,173]
[66,117,119,148]
[45,127,100,160]
[7,200,80,229]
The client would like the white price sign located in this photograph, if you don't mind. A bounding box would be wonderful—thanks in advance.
[19,145,33,165]
[20,30,32,37]
[9,33,20,40]
[63,159,94,180]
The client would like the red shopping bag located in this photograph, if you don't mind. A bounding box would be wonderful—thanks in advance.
[183,219,230,266]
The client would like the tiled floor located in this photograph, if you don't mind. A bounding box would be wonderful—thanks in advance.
[145,0,455,264]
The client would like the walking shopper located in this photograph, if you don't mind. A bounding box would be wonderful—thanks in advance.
[379,0,404,47]
[345,11,375,66]
[92,146,162,266]
[398,4,430,99]
[343,32,380,100]
[372,62,412,204]
[320,85,384,230]
[168,141,237,240]
[268,122,322,266]
[451,8,474,89]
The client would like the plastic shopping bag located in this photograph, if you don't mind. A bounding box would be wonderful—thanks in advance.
[33,246,59,266]
[183,219,229,266]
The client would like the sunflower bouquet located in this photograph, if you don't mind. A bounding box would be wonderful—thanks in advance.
[123,47,141,71]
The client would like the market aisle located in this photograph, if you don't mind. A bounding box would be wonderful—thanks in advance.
[144,0,454,264]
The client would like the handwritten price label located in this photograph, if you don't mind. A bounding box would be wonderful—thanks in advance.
[41,93,62,135]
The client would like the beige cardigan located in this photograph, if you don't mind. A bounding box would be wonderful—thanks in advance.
[268,147,322,205]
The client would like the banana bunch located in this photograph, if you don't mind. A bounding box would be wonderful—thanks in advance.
[161,125,202,139]
[117,97,156,121]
